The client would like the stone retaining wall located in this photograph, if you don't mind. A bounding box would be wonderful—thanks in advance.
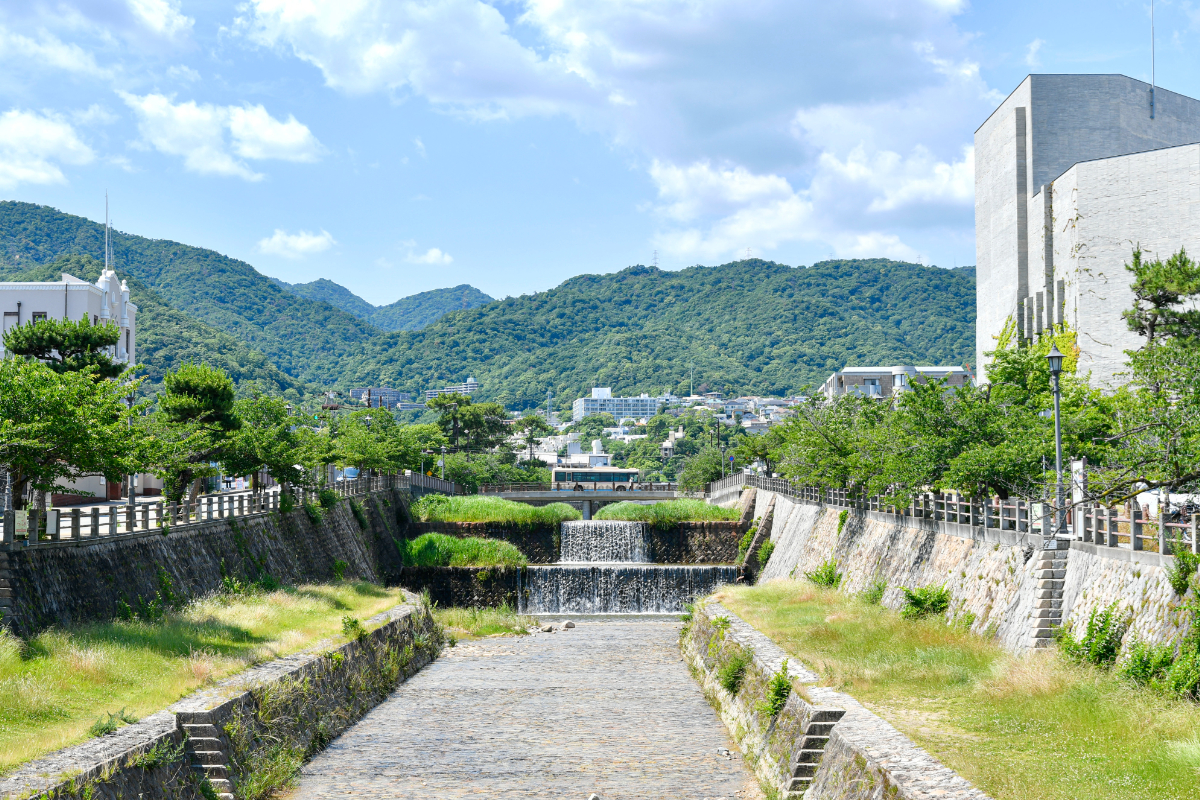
[5,490,411,637]
[751,488,1193,654]
[399,565,522,608]
[683,602,990,800]
[0,596,439,800]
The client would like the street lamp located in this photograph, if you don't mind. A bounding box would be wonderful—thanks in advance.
[126,393,136,515]
[440,444,447,481]
[1047,344,1066,540]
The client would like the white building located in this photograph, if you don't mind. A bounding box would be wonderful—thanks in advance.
[975,74,1200,385]
[820,366,972,402]
[424,376,480,400]
[572,387,666,422]
[0,269,136,363]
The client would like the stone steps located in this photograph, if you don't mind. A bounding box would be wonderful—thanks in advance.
[183,723,234,798]
[787,708,846,791]
[1029,550,1069,649]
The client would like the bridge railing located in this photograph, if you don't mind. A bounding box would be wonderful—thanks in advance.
[478,482,551,493]
[478,481,679,494]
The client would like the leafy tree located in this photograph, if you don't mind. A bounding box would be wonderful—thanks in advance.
[148,363,240,503]
[678,447,730,491]
[567,413,616,440]
[0,359,141,508]
[2,316,125,379]
[220,395,306,492]
[513,413,553,462]
[427,393,509,452]
[336,409,403,475]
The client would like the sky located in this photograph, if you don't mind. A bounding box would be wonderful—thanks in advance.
[0,0,1196,305]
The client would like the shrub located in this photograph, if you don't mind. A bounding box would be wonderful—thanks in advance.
[411,495,579,527]
[303,503,322,524]
[341,616,366,641]
[1059,604,1126,667]
[717,646,753,695]
[279,493,295,514]
[860,579,886,605]
[595,499,739,528]
[1167,547,1200,596]
[317,488,340,509]
[1119,638,1175,686]
[332,559,348,581]
[900,585,951,620]
[737,525,758,563]
[757,659,792,717]
[836,509,849,535]
[757,539,775,567]
[1160,649,1200,699]
[401,533,528,567]
[350,499,368,529]
[805,559,842,588]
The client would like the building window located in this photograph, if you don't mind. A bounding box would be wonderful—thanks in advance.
[93,315,98,325]
[31,312,47,323]
[126,330,130,353]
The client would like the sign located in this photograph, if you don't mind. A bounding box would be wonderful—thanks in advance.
[1041,537,1059,550]
[13,511,28,539]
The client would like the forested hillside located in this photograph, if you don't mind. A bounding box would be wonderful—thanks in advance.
[342,259,976,411]
[275,278,494,331]
[0,202,375,385]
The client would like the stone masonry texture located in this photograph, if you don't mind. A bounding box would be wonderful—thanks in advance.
[289,618,761,799]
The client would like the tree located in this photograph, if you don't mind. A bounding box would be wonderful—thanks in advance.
[677,447,728,491]
[568,413,616,440]
[513,413,553,461]
[148,363,240,503]
[427,393,471,449]
[336,409,404,475]
[220,395,306,492]
[3,316,125,379]
[0,359,141,508]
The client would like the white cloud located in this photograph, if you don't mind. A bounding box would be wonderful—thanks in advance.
[119,92,323,179]
[1025,38,1044,68]
[0,24,110,76]
[167,64,201,82]
[414,137,426,157]
[406,247,453,264]
[0,109,94,189]
[72,104,120,125]
[125,0,193,41]
[257,228,336,258]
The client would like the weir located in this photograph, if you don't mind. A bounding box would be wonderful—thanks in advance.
[522,520,736,614]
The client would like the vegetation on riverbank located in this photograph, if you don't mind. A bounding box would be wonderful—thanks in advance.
[410,494,579,526]
[434,605,534,640]
[595,499,739,527]
[400,533,528,567]
[716,581,1200,800]
[0,582,406,774]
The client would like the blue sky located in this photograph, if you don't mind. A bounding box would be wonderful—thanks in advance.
[0,1,1195,305]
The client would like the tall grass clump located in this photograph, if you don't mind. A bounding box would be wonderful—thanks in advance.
[900,585,951,620]
[804,559,842,588]
[1058,604,1126,668]
[401,533,528,567]
[435,605,534,638]
[411,495,579,527]
[595,499,739,528]
[717,645,753,695]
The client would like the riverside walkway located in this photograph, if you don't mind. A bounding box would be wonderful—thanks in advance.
[288,618,759,799]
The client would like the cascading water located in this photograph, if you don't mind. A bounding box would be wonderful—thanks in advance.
[521,519,737,614]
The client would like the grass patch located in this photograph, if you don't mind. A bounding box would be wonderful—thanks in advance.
[717,645,753,695]
[433,605,535,640]
[411,494,579,526]
[401,533,528,567]
[715,581,1200,800]
[0,581,404,774]
[804,558,842,588]
[594,499,739,528]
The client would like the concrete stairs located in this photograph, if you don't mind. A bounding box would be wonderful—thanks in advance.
[787,708,846,793]
[1030,548,1069,649]
[182,722,234,799]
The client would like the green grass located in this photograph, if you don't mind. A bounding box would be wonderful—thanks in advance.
[716,581,1200,800]
[434,605,535,640]
[401,533,528,567]
[0,581,405,774]
[594,499,739,527]
[411,495,579,526]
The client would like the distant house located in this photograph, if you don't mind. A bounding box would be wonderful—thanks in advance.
[819,366,972,402]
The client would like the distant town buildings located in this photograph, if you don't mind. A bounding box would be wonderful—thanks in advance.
[976,74,1200,385]
[350,387,412,409]
[819,366,972,402]
[425,376,480,400]
[572,387,668,422]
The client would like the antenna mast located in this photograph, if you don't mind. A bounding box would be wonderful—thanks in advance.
[105,192,110,270]
[1151,0,1156,119]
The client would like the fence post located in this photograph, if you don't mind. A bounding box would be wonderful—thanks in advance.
[1192,515,1200,555]
[90,507,99,538]
[1131,500,1143,551]
[1,510,12,546]
[1108,508,1120,547]
[205,497,213,521]
[1159,513,1170,556]
[141,502,149,530]
[71,508,81,539]
[107,508,116,536]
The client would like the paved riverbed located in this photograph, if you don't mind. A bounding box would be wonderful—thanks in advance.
[288,618,759,799]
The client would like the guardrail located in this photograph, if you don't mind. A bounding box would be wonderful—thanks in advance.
[708,473,1200,555]
[1,472,459,549]
[478,482,679,494]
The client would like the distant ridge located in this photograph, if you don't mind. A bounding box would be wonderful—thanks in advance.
[273,278,494,332]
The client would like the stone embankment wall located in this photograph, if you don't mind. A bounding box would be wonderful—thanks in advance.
[684,602,989,800]
[0,597,439,800]
[752,489,1192,653]
[5,490,411,637]
[399,565,522,608]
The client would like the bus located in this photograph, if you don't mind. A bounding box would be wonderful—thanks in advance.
[551,466,641,491]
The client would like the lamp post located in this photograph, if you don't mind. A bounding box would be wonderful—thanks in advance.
[440,445,447,481]
[1047,344,1066,540]
[126,393,136,515]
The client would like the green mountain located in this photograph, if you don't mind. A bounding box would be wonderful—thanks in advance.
[340,259,976,412]
[0,254,304,397]
[0,202,376,385]
[274,278,494,332]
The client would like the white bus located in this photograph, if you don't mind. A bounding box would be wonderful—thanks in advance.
[552,466,641,491]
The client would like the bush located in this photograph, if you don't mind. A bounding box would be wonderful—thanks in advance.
[900,585,951,620]
[341,615,366,640]
[318,488,340,509]
[805,559,842,588]
[411,495,578,527]
[860,579,886,605]
[278,492,295,514]
[1119,638,1175,686]
[717,645,753,695]
[757,659,792,717]
[757,539,775,567]
[401,533,528,567]
[595,499,740,529]
[303,503,322,524]
[1160,648,1200,699]
[836,509,849,535]
[1059,604,1126,667]
[737,524,758,563]
[332,559,348,581]
[1167,547,1200,596]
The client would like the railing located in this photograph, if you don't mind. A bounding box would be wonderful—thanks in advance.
[478,482,551,493]
[708,473,1200,555]
[1,472,459,548]
[478,481,679,494]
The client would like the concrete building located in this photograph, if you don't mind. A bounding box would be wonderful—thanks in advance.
[424,377,480,400]
[0,270,136,364]
[350,387,412,409]
[975,74,1200,385]
[819,366,972,402]
[571,387,666,422]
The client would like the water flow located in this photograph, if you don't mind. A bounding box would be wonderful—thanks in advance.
[522,565,738,614]
[560,520,649,563]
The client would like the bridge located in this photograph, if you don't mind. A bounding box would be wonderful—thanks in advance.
[478,482,680,519]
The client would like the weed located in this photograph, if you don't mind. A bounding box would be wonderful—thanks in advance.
[900,585,951,621]
[411,494,578,527]
[757,539,776,567]
[1167,546,1200,596]
[1120,638,1175,686]
[341,616,366,641]
[318,488,340,509]
[303,502,323,524]
[87,708,138,738]
[596,499,740,529]
[350,499,368,529]
[717,645,753,695]
[324,650,345,667]
[681,602,695,623]
[127,739,183,770]
[757,659,791,717]
[805,559,843,588]
[1059,604,1126,667]
[434,605,534,638]
[332,559,348,582]
[197,776,221,800]
[738,524,758,563]
[279,493,295,514]
[860,579,886,605]
[837,509,850,535]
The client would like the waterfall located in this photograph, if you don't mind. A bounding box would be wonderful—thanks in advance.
[519,519,736,614]
[560,520,649,563]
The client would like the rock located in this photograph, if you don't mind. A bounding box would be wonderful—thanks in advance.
[540,625,554,633]
[563,620,576,629]
[589,795,600,800]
